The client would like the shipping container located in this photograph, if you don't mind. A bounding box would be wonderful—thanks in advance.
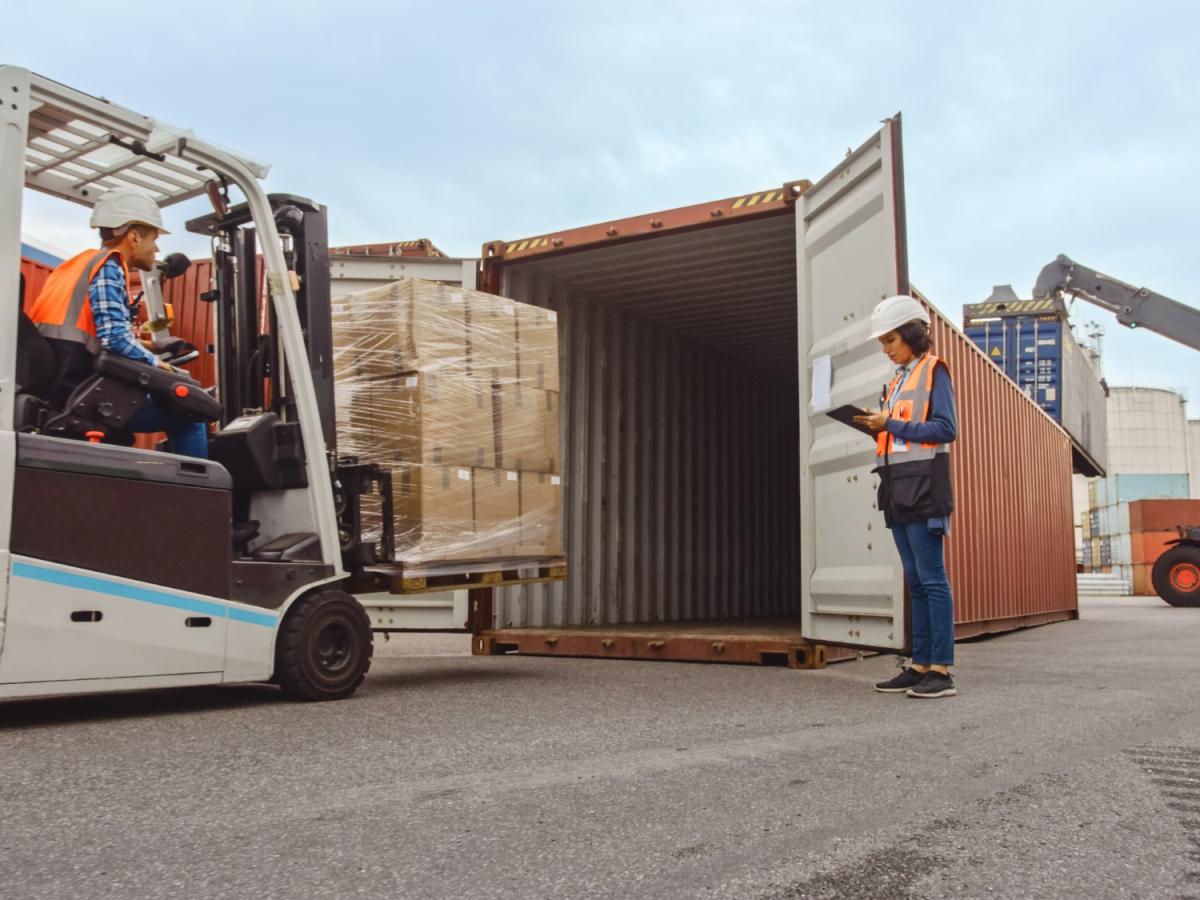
[18,255,53,308]
[1111,532,1131,566]
[1130,531,1177,567]
[329,239,447,258]
[1098,473,1190,505]
[1110,502,1131,536]
[473,118,1077,665]
[1081,512,1091,541]
[1129,499,1200,533]
[964,297,1106,477]
[1132,563,1155,596]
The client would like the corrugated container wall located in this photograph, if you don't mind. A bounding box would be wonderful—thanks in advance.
[485,200,1076,638]
[19,256,54,307]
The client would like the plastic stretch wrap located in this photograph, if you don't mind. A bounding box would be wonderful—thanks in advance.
[333,278,562,566]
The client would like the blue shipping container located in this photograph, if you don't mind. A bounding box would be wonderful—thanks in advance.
[965,311,1107,475]
[966,317,1064,421]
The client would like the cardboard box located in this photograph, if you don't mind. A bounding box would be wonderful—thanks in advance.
[496,385,560,473]
[466,292,519,385]
[339,372,493,469]
[517,305,560,392]
[518,471,563,557]
[331,279,469,379]
[473,467,522,557]
[391,463,476,562]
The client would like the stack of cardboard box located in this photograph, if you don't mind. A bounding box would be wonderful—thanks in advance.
[333,278,562,565]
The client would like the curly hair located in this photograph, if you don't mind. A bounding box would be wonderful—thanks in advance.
[896,320,932,356]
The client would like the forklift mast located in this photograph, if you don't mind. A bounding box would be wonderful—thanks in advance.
[186,194,337,449]
[185,194,392,571]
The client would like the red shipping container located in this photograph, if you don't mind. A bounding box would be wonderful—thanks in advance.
[19,256,55,308]
[1132,563,1155,596]
[1129,500,1200,534]
[1131,531,1178,566]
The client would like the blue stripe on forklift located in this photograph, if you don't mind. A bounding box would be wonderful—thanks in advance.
[11,561,277,628]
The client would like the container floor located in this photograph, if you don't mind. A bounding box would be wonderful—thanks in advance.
[478,609,1078,669]
[477,618,857,669]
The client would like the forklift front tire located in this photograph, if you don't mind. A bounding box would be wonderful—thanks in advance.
[274,589,373,701]
[1151,544,1200,608]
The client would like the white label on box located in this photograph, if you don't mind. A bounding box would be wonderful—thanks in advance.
[405,375,418,388]
[450,292,464,304]
[548,311,558,323]
[503,304,515,316]
[551,475,561,486]
[457,468,471,481]
[506,471,518,481]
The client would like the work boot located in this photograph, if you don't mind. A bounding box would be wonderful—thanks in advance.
[874,667,924,693]
[906,671,957,699]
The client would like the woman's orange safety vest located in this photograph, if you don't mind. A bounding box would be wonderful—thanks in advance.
[876,352,950,461]
[26,249,130,354]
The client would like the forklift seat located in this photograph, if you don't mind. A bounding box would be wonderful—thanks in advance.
[15,274,57,431]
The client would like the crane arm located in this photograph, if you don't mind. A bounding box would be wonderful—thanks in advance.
[1033,254,1200,352]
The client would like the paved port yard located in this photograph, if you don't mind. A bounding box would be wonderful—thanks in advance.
[1,596,1196,899]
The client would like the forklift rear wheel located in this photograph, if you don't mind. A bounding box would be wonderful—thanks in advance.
[275,590,373,701]
[1151,544,1200,608]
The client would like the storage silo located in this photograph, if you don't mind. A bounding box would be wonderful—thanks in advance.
[1089,387,1191,583]
[1106,387,1189,475]
[1189,420,1200,500]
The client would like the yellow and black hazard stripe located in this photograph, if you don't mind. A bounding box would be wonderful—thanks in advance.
[731,189,786,210]
[505,237,553,254]
[964,298,1062,318]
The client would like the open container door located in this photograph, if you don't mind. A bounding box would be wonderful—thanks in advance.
[796,115,910,652]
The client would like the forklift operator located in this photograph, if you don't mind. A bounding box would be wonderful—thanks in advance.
[26,187,208,458]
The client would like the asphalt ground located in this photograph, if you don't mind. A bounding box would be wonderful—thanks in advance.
[1,595,1198,899]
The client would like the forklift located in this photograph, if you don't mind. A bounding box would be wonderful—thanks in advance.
[1,67,395,701]
[1034,255,1200,607]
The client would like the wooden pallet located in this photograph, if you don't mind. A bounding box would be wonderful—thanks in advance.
[352,561,566,596]
[474,619,865,669]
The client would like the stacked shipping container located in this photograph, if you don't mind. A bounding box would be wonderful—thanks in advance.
[1082,499,1200,594]
[963,292,1106,477]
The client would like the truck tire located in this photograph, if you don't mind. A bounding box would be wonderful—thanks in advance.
[275,589,373,701]
[1151,544,1200,608]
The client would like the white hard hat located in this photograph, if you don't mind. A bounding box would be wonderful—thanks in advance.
[89,187,169,234]
[868,294,930,339]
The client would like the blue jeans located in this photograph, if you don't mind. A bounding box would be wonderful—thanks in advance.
[891,521,955,665]
[127,395,209,459]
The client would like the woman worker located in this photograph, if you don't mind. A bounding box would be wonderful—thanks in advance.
[852,295,959,699]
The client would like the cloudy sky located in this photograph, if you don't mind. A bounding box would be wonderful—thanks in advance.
[8,1,1199,413]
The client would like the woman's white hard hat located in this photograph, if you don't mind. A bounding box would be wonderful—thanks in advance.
[869,294,930,339]
[89,187,169,234]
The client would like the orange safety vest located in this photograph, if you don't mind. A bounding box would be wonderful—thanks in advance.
[876,353,951,460]
[26,248,131,354]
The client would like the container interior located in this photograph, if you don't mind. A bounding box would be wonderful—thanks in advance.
[494,211,803,628]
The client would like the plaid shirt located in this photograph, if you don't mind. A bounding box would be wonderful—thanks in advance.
[89,257,158,366]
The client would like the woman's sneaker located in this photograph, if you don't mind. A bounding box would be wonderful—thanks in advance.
[874,667,924,693]
[906,671,956,698]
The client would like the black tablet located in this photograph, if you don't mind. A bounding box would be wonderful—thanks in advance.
[825,404,877,437]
